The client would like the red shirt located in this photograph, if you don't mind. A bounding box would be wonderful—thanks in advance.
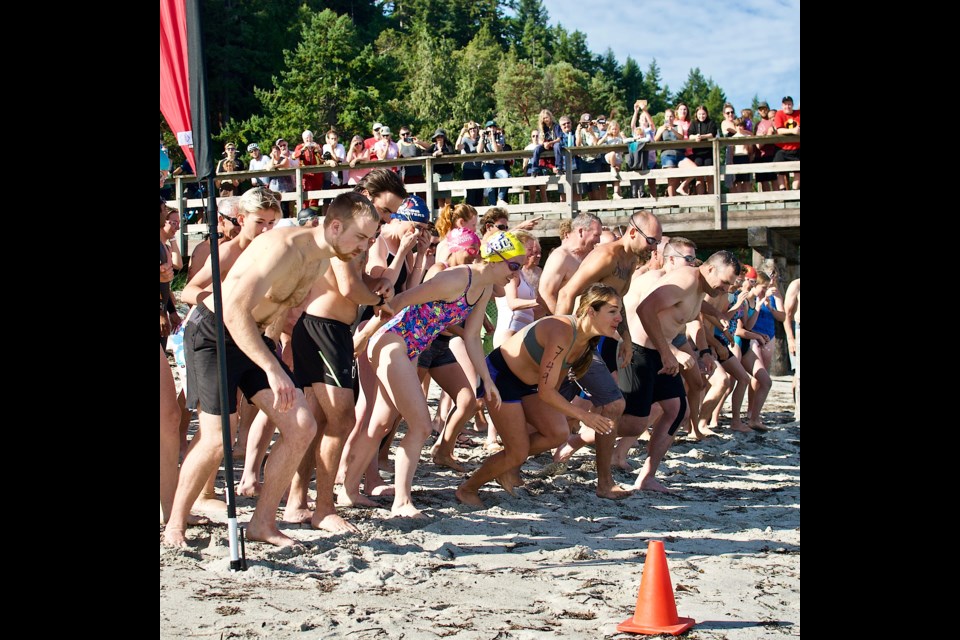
[773,109,800,150]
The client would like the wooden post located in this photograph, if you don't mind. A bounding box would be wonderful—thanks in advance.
[175,176,187,259]
[564,147,576,218]
[712,138,723,229]
[295,167,304,211]
[425,157,436,220]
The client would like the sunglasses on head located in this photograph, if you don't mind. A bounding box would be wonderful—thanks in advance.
[488,245,522,271]
[629,216,658,245]
[667,251,697,264]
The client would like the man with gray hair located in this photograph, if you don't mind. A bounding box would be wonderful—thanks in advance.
[538,213,603,314]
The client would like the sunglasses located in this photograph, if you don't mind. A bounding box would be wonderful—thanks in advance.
[222,215,240,226]
[724,110,734,115]
[629,216,658,245]
[495,223,509,231]
[488,245,522,271]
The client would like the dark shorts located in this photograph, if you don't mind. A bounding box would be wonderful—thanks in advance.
[732,154,751,183]
[417,334,458,369]
[575,354,624,407]
[618,344,686,423]
[292,313,354,389]
[773,147,800,165]
[755,154,776,182]
[691,155,713,167]
[185,304,299,416]
[597,336,619,372]
[485,348,537,403]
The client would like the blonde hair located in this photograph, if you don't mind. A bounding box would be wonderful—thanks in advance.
[436,203,477,238]
[238,187,282,217]
[558,220,572,239]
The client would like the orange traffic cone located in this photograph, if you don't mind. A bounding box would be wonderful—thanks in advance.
[617,540,696,636]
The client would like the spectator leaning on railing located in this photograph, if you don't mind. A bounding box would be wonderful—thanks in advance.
[773,96,800,190]
[479,120,510,207]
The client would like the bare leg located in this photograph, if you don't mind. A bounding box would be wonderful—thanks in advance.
[698,365,730,434]
[283,388,320,523]
[429,363,476,473]
[634,398,684,493]
[457,401,530,507]
[553,396,594,462]
[340,389,396,508]
[310,384,361,533]
[164,411,238,547]
[681,362,710,439]
[160,347,182,524]
[593,398,632,500]
[246,388,317,547]
[726,354,755,432]
[237,409,273,497]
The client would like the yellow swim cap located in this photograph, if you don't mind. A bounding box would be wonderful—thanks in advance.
[481,231,526,262]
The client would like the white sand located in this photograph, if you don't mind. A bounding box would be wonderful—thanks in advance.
[160,376,799,639]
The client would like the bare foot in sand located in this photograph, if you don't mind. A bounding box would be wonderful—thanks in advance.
[455,486,485,507]
[484,441,503,453]
[749,421,771,432]
[236,478,261,498]
[336,488,378,508]
[692,426,719,440]
[187,514,211,526]
[553,437,583,463]
[282,507,314,524]
[368,484,395,497]
[633,476,675,494]
[162,528,189,548]
[391,502,426,519]
[245,521,299,548]
[431,450,468,473]
[597,484,634,500]
[495,469,523,496]
[729,421,752,433]
[312,512,360,534]
[193,497,227,513]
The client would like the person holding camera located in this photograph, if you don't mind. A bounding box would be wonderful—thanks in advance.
[428,129,455,209]
[397,126,428,185]
[456,121,484,206]
[479,120,510,207]
[321,129,347,189]
[373,126,400,173]
[293,130,323,207]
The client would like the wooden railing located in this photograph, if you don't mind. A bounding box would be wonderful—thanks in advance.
[166,134,799,246]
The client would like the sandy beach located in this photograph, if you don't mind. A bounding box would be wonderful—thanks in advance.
[160,376,799,639]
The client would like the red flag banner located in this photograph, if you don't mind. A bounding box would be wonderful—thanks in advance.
[160,0,196,172]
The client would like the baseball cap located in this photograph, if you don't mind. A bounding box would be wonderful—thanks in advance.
[580,113,592,123]
[781,96,794,104]
[484,120,497,128]
[431,128,447,140]
[246,142,260,152]
[757,101,770,110]
[373,122,383,131]
[379,126,392,136]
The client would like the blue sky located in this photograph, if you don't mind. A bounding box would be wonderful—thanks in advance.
[541,0,800,112]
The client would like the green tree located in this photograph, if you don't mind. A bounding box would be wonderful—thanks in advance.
[641,58,671,115]
[551,25,593,74]
[450,25,505,129]
[494,48,544,145]
[541,62,592,120]
[595,48,621,79]
[510,0,551,67]
[240,9,382,144]
[620,56,644,116]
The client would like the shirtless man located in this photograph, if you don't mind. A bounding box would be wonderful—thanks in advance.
[186,196,242,282]
[553,211,662,499]
[538,213,602,313]
[164,192,381,548]
[783,278,800,420]
[278,170,406,533]
[619,250,741,492]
